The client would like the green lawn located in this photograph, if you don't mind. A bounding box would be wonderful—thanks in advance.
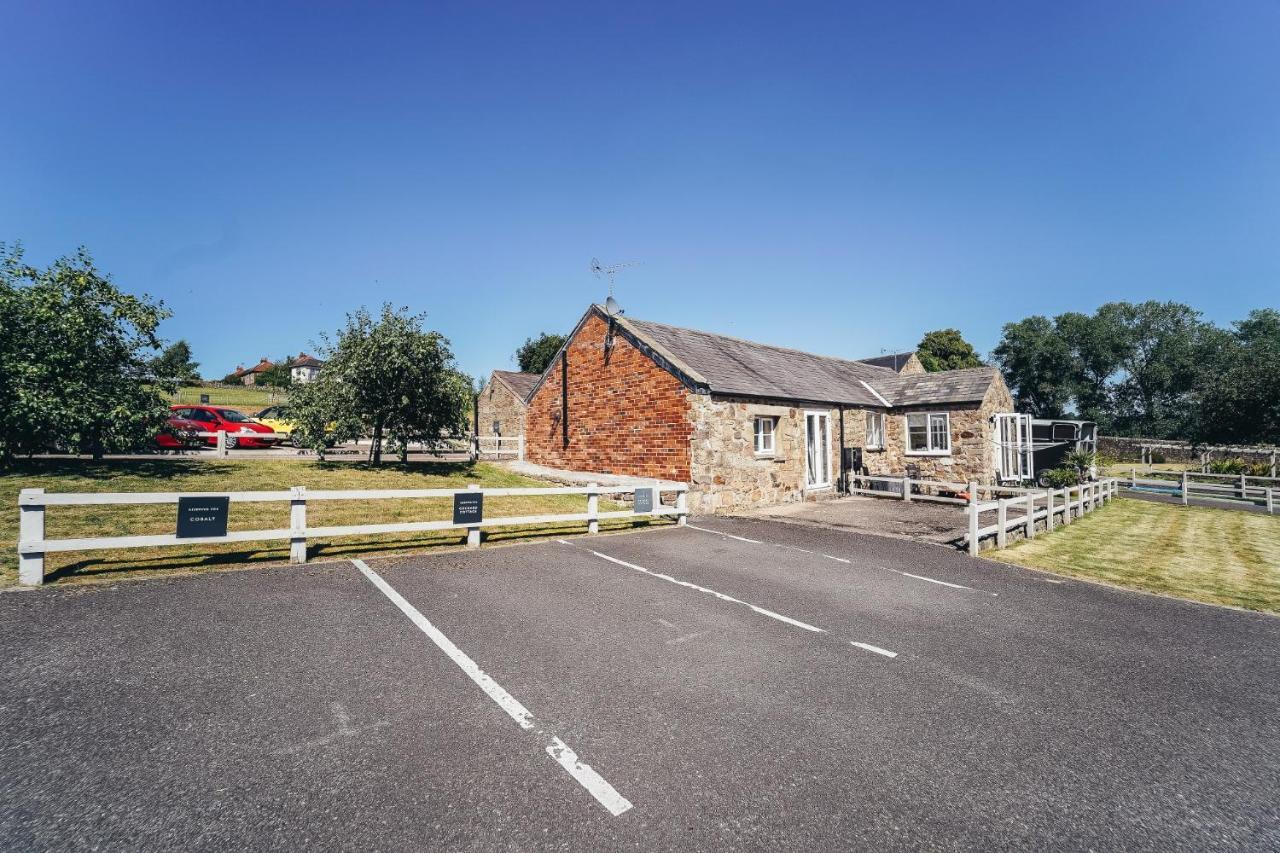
[1,459,654,587]
[170,384,287,411]
[989,497,1280,613]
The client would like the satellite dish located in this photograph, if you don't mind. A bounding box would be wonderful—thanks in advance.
[604,295,624,317]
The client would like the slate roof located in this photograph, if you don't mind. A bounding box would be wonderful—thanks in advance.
[857,352,916,372]
[613,309,997,408]
[290,353,324,369]
[492,370,539,403]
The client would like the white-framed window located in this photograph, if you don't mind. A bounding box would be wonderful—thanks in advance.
[753,416,776,455]
[865,412,885,450]
[906,412,951,455]
[804,411,831,488]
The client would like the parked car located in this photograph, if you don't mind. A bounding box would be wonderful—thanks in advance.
[167,405,282,449]
[253,406,337,447]
[154,412,206,449]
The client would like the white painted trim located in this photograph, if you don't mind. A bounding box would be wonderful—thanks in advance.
[859,380,891,408]
[904,411,952,456]
[803,410,832,489]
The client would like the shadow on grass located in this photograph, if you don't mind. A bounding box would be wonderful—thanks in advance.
[41,517,674,584]
[4,457,486,481]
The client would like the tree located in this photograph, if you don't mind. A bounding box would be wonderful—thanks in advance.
[1054,307,1130,432]
[255,357,293,388]
[150,340,201,385]
[992,316,1074,418]
[1191,309,1280,445]
[515,332,566,374]
[1109,301,1214,438]
[287,304,470,464]
[915,328,984,372]
[0,243,172,462]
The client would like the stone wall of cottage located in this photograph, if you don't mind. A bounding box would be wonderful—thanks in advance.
[476,377,526,438]
[525,313,693,482]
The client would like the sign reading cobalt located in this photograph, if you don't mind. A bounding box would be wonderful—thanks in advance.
[176,496,230,538]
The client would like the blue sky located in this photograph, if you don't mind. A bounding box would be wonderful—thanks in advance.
[2,1,1277,381]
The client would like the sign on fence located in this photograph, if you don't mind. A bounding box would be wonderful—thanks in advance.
[200,393,210,404]
[633,487,654,514]
[176,496,230,538]
[453,492,483,525]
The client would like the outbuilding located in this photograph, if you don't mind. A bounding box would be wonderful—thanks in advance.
[522,304,1021,513]
[476,369,539,443]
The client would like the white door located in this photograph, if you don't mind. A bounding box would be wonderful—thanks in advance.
[993,413,1032,481]
[805,412,831,488]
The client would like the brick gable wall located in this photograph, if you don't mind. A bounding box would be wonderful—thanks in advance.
[525,313,693,482]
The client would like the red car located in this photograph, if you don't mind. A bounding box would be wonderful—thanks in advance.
[161,405,281,449]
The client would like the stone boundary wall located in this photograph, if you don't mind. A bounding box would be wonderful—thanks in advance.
[1099,436,1279,465]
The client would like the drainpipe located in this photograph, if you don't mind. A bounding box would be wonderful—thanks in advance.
[838,406,846,494]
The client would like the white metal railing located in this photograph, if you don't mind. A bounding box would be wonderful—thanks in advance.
[964,478,1120,556]
[16,481,688,586]
[1123,468,1277,513]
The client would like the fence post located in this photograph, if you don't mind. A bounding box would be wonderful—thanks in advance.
[18,488,46,586]
[676,487,688,527]
[967,484,979,557]
[1266,487,1274,515]
[216,430,228,456]
[1045,489,1055,532]
[587,482,600,534]
[1240,473,1247,501]
[518,434,525,462]
[1065,486,1076,523]
[901,475,911,503]
[289,486,307,564]
[1024,494,1035,539]
[1181,471,1189,506]
[466,483,482,547]
[996,499,1008,549]
[1130,466,1136,488]
[1271,450,1276,479]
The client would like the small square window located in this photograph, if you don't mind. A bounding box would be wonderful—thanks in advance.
[906,412,951,455]
[754,417,776,455]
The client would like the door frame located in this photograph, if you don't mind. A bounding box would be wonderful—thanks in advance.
[804,410,832,489]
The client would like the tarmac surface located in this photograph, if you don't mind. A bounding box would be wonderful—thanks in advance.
[2,517,1277,850]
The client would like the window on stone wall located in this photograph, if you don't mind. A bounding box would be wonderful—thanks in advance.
[754,417,776,455]
[865,412,885,450]
[906,412,951,455]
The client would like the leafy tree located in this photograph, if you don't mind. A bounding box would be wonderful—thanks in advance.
[916,328,984,372]
[1109,301,1215,438]
[1054,307,1129,432]
[255,357,294,388]
[221,371,242,384]
[1191,309,1280,445]
[0,243,172,461]
[515,332,566,374]
[150,340,201,385]
[287,304,470,464]
[992,316,1074,418]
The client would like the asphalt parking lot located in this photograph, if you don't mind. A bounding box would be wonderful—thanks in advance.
[2,518,1278,850]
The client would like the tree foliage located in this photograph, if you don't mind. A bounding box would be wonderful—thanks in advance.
[255,357,294,388]
[515,332,566,374]
[0,244,172,461]
[150,339,201,385]
[994,300,1266,443]
[286,304,471,464]
[916,328,984,372]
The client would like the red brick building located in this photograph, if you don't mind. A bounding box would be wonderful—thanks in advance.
[523,304,1019,513]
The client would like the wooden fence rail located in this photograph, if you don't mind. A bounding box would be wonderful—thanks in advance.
[1124,469,1276,512]
[964,478,1120,556]
[16,481,688,587]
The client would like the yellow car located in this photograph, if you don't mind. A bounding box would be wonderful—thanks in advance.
[253,406,339,447]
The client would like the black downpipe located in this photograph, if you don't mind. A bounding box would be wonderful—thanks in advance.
[838,407,846,494]
[561,351,569,448]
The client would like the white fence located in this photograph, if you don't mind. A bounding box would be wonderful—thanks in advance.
[474,435,525,460]
[1125,468,1277,513]
[847,473,1120,555]
[17,481,688,586]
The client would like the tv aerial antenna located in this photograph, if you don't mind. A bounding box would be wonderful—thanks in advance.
[591,257,639,316]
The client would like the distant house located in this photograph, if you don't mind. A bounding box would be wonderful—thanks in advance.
[289,353,324,384]
[231,358,274,386]
[476,369,539,438]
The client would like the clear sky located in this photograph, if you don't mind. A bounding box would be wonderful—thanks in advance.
[2,1,1277,382]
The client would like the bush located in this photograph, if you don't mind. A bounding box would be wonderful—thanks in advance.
[1043,467,1081,488]
[1208,457,1246,475]
[1151,451,1166,464]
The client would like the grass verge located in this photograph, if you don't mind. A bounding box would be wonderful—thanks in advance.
[1,459,659,587]
[170,385,287,411]
[989,497,1280,613]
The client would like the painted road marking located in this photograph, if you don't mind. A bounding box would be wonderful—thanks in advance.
[684,524,996,596]
[851,642,898,659]
[581,548,826,634]
[352,559,633,817]
[686,524,760,544]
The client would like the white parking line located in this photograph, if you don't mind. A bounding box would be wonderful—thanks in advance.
[686,524,760,544]
[851,642,898,659]
[581,548,826,633]
[898,572,972,591]
[352,558,633,817]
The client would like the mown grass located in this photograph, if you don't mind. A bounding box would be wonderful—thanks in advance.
[170,385,287,411]
[989,497,1280,613]
[1,459,656,587]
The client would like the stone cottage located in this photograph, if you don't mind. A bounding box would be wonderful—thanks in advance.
[476,370,539,440]
[523,304,1018,514]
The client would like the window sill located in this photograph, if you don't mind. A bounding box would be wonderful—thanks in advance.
[905,450,952,457]
[805,483,833,491]
[754,451,775,459]
[865,446,884,452]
